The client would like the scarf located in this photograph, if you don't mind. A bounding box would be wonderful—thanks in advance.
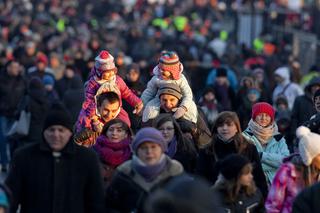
[217,134,235,144]
[132,154,167,182]
[94,135,131,167]
[166,136,177,158]
[247,119,279,145]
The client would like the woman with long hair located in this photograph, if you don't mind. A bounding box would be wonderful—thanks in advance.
[243,102,289,185]
[93,119,133,187]
[265,126,320,213]
[212,154,265,213]
[196,111,268,197]
[153,113,198,173]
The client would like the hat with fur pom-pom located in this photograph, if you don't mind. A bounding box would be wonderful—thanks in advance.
[296,126,320,166]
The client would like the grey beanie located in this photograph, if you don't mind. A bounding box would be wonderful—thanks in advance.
[159,83,182,100]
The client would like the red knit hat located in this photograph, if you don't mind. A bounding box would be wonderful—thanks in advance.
[158,51,182,80]
[252,102,275,121]
[94,50,116,73]
[36,53,48,65]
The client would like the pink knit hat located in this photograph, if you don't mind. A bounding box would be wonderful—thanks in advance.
[158,51,182,80]
[95,50,116,73]
[252,102,275,122]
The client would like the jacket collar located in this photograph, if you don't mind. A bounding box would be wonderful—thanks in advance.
[39,138,76,155]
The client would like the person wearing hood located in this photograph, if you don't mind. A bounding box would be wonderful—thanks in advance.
[242,102,289,185]
[5,104,106,213]
[105,127,184,213]
[272,66,303,110]
[265,126,320,213]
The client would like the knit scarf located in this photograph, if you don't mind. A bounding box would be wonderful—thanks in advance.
[166,136,177,158]
[94,135,131,167]
[132,154,167,182]
[247,119,279,145]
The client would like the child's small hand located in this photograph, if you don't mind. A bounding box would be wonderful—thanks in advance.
[92,118,103,133]
[172,106,187,119]
[133,102,144,115]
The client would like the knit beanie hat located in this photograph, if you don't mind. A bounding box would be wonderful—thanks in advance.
[296,126,320,166]
[252,102,275,122]
[247,88,261,99]
[43,103,73,132]
[36,53,48,65]
[313,89,320,102]
[158,51,182,80]
[132,127,167,153]
[216,67,227,77]
[158,83,182,100]
[94,50,116,73]
[218,154,250,180]
[43,75,55,86]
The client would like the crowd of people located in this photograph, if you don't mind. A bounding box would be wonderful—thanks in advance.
[1,0,320,213]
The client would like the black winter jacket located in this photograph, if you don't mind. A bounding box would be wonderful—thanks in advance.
[5,140,106,213]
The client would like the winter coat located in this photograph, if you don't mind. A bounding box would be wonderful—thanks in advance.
[292,182,320,213]
[242,130,290,185]
[272,68,303,110]
[105,156,184,213]
[63,88,85,124]
[141,67,198,123]
[0,71,27,118]
[24,88,49,143]
[79,74,141,130]
[212,186,265,213]
[5,139,106,213]
[265,155,311,213]
[55,75,83,99]
[196,137,268,198]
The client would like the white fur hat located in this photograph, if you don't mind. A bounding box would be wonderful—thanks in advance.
[296,126,320,166]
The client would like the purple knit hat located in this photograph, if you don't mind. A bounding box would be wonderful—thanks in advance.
[132,127,167,153]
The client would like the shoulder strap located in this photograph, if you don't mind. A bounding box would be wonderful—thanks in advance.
[279,83,291,96]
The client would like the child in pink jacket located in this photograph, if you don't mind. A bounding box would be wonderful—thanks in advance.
[76,50,143,132]
[265,126,320,213]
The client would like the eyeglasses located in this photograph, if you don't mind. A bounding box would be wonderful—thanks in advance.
[158,127,174,132]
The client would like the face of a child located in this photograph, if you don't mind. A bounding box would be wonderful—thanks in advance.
[247,93,258,103]
[217,121,238,141]
[239,165,253,187]
[277,103,287,111]
[127,70,139,82]
[101,70,115,81]
[204,92,215,102]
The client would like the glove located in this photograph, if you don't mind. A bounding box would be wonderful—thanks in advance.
[173,106,186,119]
[133,102,143,115]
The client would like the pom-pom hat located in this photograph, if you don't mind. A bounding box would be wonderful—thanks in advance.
[158,51,182,80]
[252,102,275,122]
[296,126,320,166]
[95,50,116,73]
